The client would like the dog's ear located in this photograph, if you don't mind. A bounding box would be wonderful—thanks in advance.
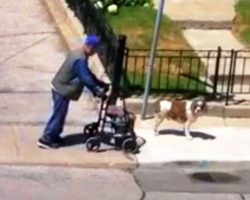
[191,96,208,114]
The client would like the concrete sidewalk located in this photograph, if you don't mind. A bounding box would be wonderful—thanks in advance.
[135,116,250,165]
[161,0,235,29]
[0,125,136,168]
[0,115,250,169]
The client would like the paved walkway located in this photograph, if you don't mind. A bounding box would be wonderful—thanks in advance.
[1,115,250,168]
[161,0,235,23]
[0,125,134,168]
[136,116,250,165]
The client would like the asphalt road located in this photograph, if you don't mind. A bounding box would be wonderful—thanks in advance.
[0,166,141,200]
[1,165,250,200]
[134,163,250,200]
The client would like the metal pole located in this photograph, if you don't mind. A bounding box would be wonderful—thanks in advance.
[141,0,165,119]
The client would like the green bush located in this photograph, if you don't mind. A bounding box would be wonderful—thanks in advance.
[235,0,250,24]
[234,0,250,46]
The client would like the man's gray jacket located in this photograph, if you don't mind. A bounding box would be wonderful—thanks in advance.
[52,51,85,101]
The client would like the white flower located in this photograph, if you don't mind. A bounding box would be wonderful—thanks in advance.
[95,1,103,9]
[107,4,118,14]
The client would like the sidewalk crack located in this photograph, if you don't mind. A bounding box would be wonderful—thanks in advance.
[133,174,146,200]
[0,31,56,38]
[0,36,51,67]
[240,194,246,200]
[12,127,20,157]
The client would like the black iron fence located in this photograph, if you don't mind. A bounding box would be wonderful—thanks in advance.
[65,0,118,75]
[229,50,250,94]
[122,47,250,104]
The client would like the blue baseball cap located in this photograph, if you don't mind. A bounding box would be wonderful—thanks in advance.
[84,34,101,48]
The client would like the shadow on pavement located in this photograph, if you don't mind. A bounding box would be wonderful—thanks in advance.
[159,129,216,140]
[61,133,85,147]
[61,133,119,152]
[60,133,146,154]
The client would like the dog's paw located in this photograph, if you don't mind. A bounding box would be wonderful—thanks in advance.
[186,135,193,140]
[154,130,159,136]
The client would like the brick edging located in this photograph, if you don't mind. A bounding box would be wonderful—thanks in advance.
[42,0,83,50]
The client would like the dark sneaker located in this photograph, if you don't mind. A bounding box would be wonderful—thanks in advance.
[37,138,60,149]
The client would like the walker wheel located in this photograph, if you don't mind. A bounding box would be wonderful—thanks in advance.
[122,138,138,154]
[86,137,101,152]
[83,123,98,141]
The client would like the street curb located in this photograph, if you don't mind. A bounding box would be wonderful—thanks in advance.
[137,161,250,171]
[0,160,137,170]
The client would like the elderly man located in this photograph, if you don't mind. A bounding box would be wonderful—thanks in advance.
[38,34,108,149]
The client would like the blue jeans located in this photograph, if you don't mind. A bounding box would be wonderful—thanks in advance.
[42,90,70,142]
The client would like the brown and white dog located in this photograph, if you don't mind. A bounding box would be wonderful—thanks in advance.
[154,97,207,139]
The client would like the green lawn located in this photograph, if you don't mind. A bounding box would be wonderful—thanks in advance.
[122,71,207,93]
[234,0,250,47]
[106,6,191,49]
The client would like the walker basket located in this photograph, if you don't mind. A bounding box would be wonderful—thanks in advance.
[113,112,136,134]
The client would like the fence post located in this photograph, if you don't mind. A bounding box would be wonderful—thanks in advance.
[110,34,127,103]
[230,50,237,93]
[213,46,222,96]
[225,49,235,105]
[122,48,131,89]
